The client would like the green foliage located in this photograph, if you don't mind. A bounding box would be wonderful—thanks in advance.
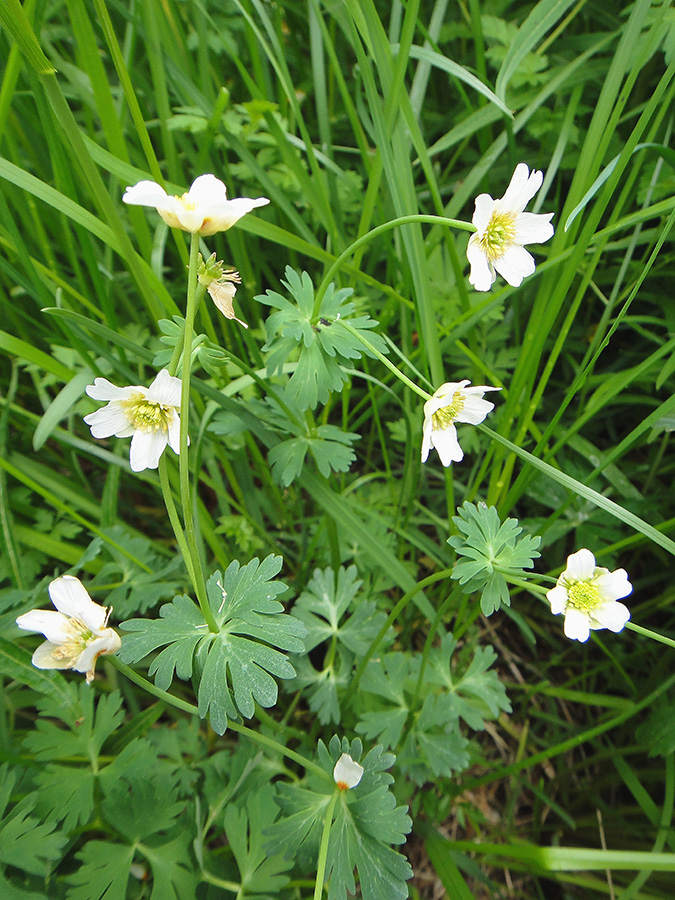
[153,315,229,375]
[0,765,65,879]
[119,556,307,733]
[257,267,388,409]
[448,502,541,616]
[293,566,391,723]
[267,736,412,900]
[356,631,511,784]
[269,424,360,485]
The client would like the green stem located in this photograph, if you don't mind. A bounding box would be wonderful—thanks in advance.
[626,621,675,650]
[312,213,475,317]
[158,455,199,594]
[335,319,433,402]
[314,793,339,900]
[109,657,327,779]
[180,233,218,632]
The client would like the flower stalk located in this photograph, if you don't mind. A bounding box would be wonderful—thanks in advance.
[313,792,338,900]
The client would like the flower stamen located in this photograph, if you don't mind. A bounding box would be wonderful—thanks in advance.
[567,580,601,612]
[478,211,517,261]
[122,394,175,433]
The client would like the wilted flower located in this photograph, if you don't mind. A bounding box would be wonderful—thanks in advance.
[466,163,554,291]
[421,380,500,467]
[16,576,121,683]
[123,174,269,235]
[333,753,364,790]
[208,271,248,328]
[84,369,182,472]
[546,548,632,643]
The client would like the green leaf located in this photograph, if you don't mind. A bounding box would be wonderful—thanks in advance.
[66,841,134,900]
[223,784,292,895]
[257,267,387,409]
[0,766,66,877]
[120,556,307,734]
[269,425,360,486]
[267,736,412,900]
[448,502,541,616]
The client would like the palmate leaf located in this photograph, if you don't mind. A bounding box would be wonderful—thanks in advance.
[0,766,66,878]
[448,501,541,615]
[269,425,360,486]
[120,556,307,734]
[268,737,412,900]
[257,266,387,409]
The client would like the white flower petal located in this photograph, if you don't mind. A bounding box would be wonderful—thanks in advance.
[563,608,590,642]
[145,369,182,407]
[547,585,568,615]
[420,418,433,463]
[84,404,133,439]
[590,600,630,633]
[594,569,632,602]
[467,234,496,291]
[493,245,536,287]
[472,193,496,232]
[85,378,140,402]
[199,197,270,236]
[129,429,170,471]
[187,174,228,205]
[565,549,596,581]
[499,164,543,213]
[514,211,554,245]
[123,180,169,207]
[32,641,74,670]
[455,394,496,425]
[432,424,464,466]
[16,609,71,642]
[167,415,181,455]
[49,575,108,631]
[73,630,122,676]
[333,753,364,789]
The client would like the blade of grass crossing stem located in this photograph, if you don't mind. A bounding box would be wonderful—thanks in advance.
[424,831,477,900]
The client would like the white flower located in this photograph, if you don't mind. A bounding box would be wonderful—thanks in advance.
[333,753,364,790]
[546,549,632,643]
[207,273,248,328]
[421,380,500,467]
[466,163,554,291]
[16,576,121,683]
[84,369,182,472]
[122,174,269,235]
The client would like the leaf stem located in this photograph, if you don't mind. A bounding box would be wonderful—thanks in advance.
[158,455,199,596]
[626,621,675,650]
[334,319,433,402]
[179,233,218,632]
[314,792,338,900]
[312,213,475,317]
[109,657,328,779]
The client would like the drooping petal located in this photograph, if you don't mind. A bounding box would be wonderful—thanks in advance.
[49,575,108,631]
[563,608,591,642]
[123,180,170,207]
[565,549,596,581]
[32,641,74,670]
[513,211,554,246]
[420,418,434,463]
[493,245,536,287]
[16,609,71,642]
[466,235,496,291]
[472,193,496,233]
[590,600,630,633]
[547,585,568,616]
[199,197,270,236]
[73,631,122,678]
[129,428,169,472]
[594,569,632,601]
[145,369,182,407]
[84,404,134,439]
[86,378,140,402]
[432,424,464,466]
[499,164,543,213]
[166,415,181,456]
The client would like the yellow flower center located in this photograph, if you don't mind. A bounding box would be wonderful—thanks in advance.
[52,619,94,663]
[122,392,175,433]
[479,210,517,261]
[178,192,197,209]
[567,580,601,612]
[431,393,464,430]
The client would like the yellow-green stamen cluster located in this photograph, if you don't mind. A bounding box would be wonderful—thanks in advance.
[52,619,94,663]
[122,393,175,433]
[479,210,517,261]
[432,393,464,430]
[567,580,601,612]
